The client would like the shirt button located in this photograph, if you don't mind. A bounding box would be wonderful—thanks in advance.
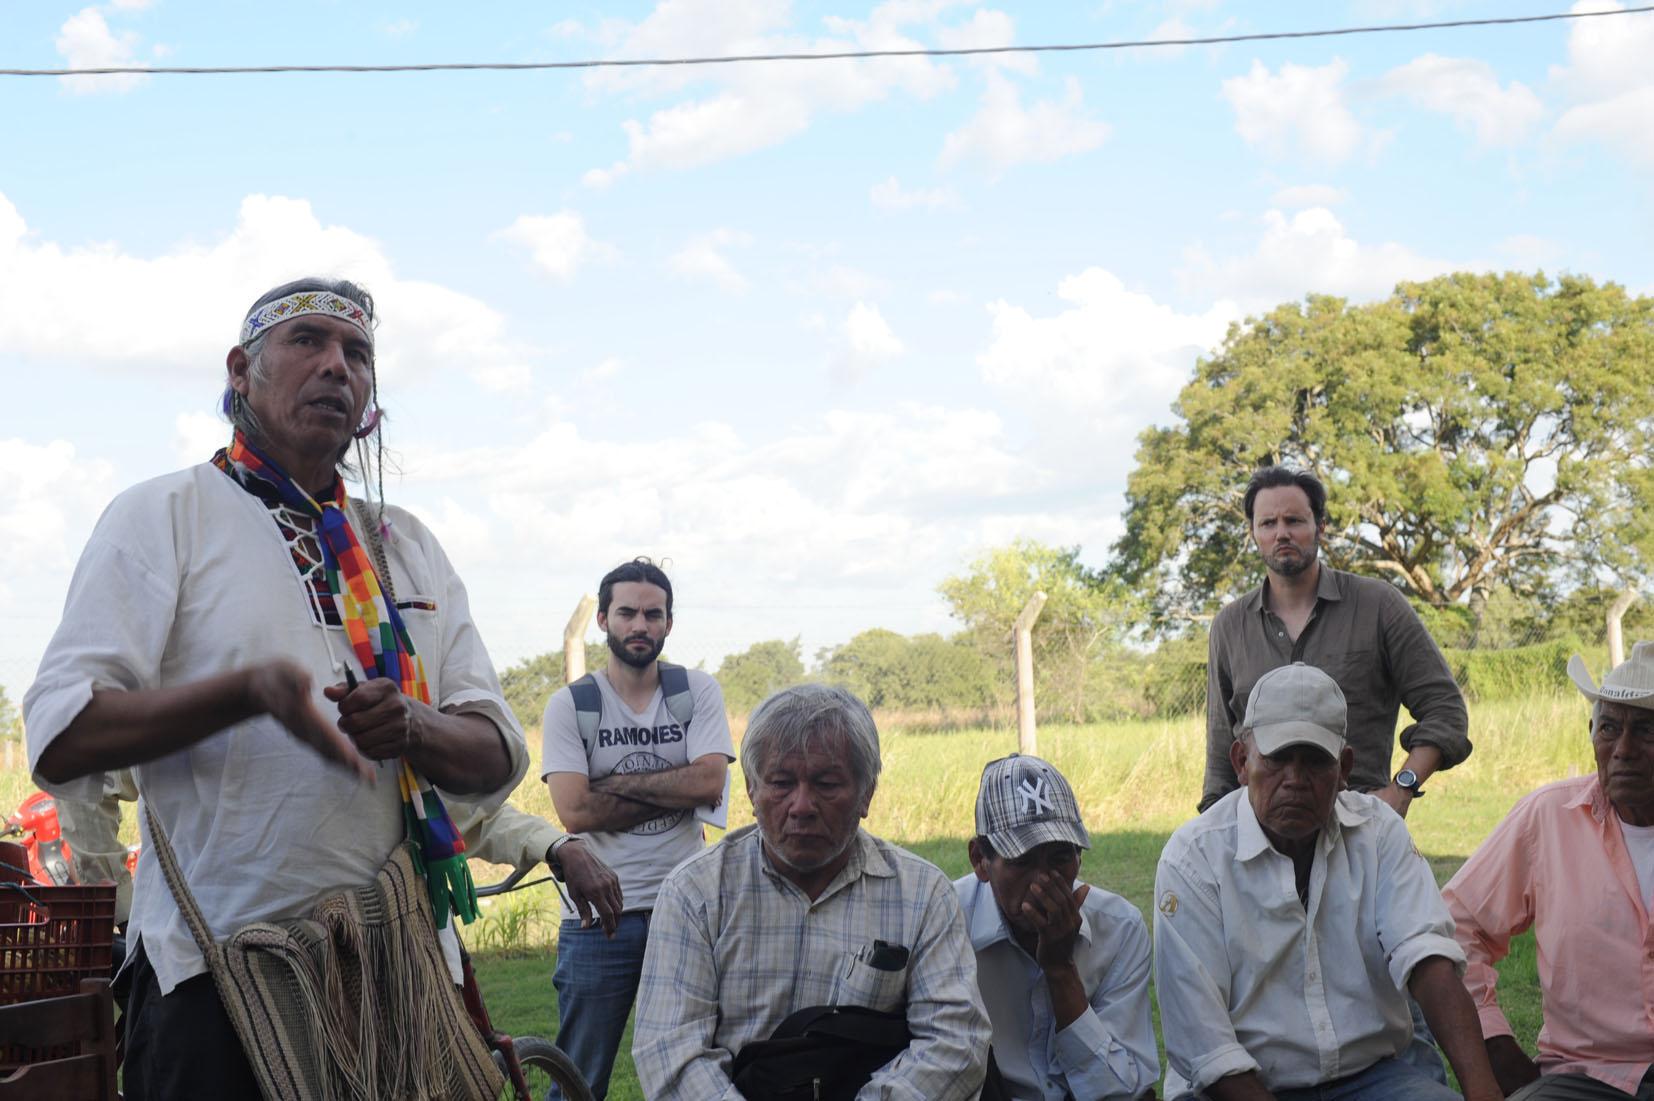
[1277,631,1285,638]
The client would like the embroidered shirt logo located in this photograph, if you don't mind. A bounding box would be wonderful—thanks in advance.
[1159,891,1179,916]
[1018,776,1054,816]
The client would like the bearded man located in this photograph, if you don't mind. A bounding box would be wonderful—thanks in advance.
[541,556,733,1099]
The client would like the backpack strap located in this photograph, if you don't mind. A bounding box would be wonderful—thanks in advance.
[568,673,602,750]
[657,661,695,733]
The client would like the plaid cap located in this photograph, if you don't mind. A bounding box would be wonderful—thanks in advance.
[974,754,1090,860]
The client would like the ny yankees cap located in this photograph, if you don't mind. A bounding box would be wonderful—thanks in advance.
[974,754,1090,860]
[1243,662,1347,759]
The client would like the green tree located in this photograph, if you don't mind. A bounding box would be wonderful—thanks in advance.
[498,643,609,728]
[939,540,1138,722]
[817,630,994,711]
[715,638,806,714]
[1113,272,1654,625]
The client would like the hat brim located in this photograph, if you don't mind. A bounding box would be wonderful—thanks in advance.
[984,819,1091,861]
[1569,653,1654,705]
[1249,721,1344,760]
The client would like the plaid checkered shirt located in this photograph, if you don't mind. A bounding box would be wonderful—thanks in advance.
[632,824,990,1100]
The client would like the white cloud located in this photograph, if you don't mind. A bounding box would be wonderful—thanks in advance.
[667,228,753,291]
[1379,54,1543,147]
[1222,59,1364,163]
[1179,206,1466,310]
[935,7,1036,74]
[1271,184,1349,208]
[583,356,625,383]
[836,301,904,380]
[1550,1,1654,164]
[0,192,531,391]
[173,411,229,467]
[494,211,619,282]
[382,19,419,37]
[869,176,961,210]
[980,268,1236,422]
[940,73,1110,173]
[581,0,962,181]
[55,7,147,94]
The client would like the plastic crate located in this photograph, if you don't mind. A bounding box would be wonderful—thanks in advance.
[1,881,117,1069]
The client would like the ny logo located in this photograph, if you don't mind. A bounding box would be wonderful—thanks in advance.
[1017,776,1053,816]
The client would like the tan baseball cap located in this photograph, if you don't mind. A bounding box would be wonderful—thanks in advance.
[1568,641,1654,707]
[1242,662,1347,758]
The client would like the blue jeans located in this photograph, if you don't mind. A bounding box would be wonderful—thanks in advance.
[1274,1057,1460,1101]
[1400,994,1449,1084]
[551,912,649,1101]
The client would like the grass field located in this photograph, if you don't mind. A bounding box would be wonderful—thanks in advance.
[1,690,1591,1098]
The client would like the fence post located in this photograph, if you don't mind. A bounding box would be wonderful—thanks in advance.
[1013,591,1048,756]
[564,594,597,684]
[1607,589,1640,669]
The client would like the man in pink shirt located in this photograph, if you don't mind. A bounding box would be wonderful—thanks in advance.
[1442,641,1654,1100]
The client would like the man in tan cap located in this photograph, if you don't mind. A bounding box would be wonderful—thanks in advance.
[1155,663,1501,1101]
[1442,642,1654,1100]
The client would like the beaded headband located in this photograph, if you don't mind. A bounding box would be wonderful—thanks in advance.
[238,290,375,346]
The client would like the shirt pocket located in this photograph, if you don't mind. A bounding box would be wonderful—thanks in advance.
[832,954,908,1013]
[395,596,441,672]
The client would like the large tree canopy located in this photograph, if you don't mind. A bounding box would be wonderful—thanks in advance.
[1113,272,1654,624]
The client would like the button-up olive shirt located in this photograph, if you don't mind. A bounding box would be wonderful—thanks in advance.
[1201,565,1469,811]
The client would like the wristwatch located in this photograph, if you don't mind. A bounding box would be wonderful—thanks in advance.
[1393,768,1426,798]
[546,834,578,880]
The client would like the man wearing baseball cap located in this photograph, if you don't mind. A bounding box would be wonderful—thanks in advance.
[956,755,1159,1100]
[1442,642,1654,1100]
[1154,663,1501,1101]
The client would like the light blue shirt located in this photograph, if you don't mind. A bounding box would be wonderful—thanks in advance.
[955,875,1159,1100]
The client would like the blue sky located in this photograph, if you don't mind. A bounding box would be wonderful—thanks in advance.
[2,0,1652,693]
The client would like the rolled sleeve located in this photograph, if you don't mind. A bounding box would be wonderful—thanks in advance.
[452,802,561,872]
[1380,588,1470,769]
[24,500,180,803]
[863,871,989,1101]
[1153,854,1261,1094]
[1372,811,1465,991]
[632,870,745,1100]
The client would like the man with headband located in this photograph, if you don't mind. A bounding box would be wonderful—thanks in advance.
[25,278,528,1098]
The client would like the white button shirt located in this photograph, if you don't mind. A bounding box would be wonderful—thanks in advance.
[956,875,1159,1100]
[1153,789,1463,1097]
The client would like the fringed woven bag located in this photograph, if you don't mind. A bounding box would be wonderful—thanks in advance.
[146,809,503,1100]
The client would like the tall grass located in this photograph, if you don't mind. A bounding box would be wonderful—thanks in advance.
[1,691,1597,1101]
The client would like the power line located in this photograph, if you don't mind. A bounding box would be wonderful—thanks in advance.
[3,6,1650,79]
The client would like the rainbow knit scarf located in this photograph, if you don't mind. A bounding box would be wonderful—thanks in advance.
[214,432,478,929]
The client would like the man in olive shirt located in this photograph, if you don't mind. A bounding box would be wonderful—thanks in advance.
[1202,465,1470,818]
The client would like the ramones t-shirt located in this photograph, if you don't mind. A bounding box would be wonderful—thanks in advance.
[540,668,733,915]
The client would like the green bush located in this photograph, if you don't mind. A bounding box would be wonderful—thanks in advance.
[1443,636,1579,701]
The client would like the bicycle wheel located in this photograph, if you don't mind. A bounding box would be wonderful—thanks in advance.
[494,1035,595,1101]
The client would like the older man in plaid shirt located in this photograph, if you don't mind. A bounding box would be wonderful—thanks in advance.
[631,683,990,1099]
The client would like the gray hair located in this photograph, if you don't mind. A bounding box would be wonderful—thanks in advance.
[224,277,387,512]
[742,683,882,800]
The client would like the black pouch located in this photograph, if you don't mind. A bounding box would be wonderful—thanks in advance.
[731,1004,912,1101]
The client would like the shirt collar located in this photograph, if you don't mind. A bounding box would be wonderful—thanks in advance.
[1562,775,1612,823]
[1250,563,1343,615]
[753,828,892,902]
[964,876,1095,953]
[1234,787,1367,860]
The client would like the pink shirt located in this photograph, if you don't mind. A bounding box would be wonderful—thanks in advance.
[1442,775,1654,1095]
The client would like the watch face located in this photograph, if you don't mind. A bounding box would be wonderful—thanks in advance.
[1396,769,1419,788]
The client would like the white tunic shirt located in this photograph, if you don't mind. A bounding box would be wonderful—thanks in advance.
[1153,789,1463,1097]
[24,464,527,994]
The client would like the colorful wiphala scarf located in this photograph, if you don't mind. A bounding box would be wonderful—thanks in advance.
[214,431,478,929]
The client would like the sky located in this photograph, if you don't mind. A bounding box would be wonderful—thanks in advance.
[2,0,1653,696]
